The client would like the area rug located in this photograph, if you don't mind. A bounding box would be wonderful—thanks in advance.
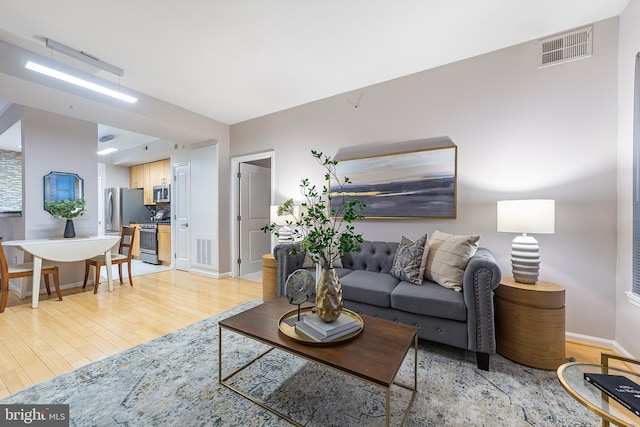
[1,299,599,426]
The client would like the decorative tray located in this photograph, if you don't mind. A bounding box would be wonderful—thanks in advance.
[278,307,364,346]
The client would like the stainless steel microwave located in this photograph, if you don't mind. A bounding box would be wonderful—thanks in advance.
[153,185,170,203]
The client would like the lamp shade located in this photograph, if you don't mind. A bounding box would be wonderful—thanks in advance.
[497,200,555,234]
[270,205,300,226]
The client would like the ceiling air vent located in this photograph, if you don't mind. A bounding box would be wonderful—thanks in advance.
[538,25,593,68]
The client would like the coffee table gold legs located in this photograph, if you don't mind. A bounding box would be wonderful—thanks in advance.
[218,326,418,426]
[391,334,419,427]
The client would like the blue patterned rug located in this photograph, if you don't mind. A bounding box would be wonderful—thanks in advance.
[1,299,599,426]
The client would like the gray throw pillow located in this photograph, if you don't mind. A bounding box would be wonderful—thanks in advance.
[390,234,428,285]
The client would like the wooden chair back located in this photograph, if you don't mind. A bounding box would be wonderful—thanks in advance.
[119,226,136,261]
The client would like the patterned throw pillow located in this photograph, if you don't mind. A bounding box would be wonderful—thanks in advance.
[424,231,480,292]
[390,235,428,285]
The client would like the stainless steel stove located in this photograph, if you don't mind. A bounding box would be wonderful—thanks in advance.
[138,220,170,264]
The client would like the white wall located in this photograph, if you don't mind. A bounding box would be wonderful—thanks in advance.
[616,0,640,356]
[22,108,98,240]
[191,143,220,273]
[18,107,99,288]
[231,18,622,344]
[103,163,131,189]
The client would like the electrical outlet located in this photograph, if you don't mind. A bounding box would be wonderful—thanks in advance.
[13,256,18,265]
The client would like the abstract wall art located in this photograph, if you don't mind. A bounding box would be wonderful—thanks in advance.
[330,146,457,219]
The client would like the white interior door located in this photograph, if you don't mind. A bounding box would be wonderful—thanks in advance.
[174,163,190,271]
[239,163,271,276]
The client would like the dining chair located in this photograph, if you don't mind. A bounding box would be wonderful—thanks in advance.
[0,237,62,313]
[83,226,136,294]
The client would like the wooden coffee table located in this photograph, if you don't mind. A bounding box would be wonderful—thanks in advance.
[218,297,418,426]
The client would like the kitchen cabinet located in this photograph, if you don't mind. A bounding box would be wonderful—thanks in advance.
[130,223,141,258]
[150,159,171,186]
[129,159,171,205]
[158,224,171,264]
[129,164,145,189]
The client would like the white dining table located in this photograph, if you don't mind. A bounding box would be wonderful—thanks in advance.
[2,235,121,308]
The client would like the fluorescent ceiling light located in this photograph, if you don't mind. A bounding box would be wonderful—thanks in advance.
[25,61,138,103]
[97,147,118,155]
[45,38,124,77]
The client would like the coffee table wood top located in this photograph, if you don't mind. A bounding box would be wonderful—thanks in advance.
[219,297,417,387]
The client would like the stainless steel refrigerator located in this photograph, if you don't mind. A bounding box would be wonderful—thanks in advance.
[104,188,149,233]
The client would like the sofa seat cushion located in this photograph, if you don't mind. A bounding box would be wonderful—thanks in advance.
[390,280,467,321]
[303,267,353,281]
[339,270,400,307]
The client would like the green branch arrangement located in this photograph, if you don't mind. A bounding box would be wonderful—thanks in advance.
[263,150,365,269]
[45,198,86,220]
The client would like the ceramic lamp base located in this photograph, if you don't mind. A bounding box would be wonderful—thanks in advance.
[511,234,540,284]
[277,226,294,243]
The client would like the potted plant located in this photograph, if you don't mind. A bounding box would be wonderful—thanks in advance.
[263,150,365,322]
[45,197,86,238]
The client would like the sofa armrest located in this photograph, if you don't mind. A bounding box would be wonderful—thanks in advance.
[273,242,306,296]
[462,247,502,355]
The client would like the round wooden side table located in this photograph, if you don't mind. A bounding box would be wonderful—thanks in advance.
[494,276,566,370]
[262,253,277,302]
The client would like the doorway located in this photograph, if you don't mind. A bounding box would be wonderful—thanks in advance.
[174,162,190,271]
[231,151,274,279]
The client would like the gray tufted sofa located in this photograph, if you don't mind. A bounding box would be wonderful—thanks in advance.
[273,240,502,370]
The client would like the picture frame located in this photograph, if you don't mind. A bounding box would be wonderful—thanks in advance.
[330,146,457,219]
[43,171,84,206]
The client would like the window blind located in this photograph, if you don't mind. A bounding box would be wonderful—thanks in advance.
[634,200,640,294]
[633,52,640,295]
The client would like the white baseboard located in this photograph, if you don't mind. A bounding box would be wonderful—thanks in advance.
[566,331,634,358]
[9,280,86,299]
[189,268,230,279]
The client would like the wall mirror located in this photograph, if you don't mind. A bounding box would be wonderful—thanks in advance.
[43,171,84,212]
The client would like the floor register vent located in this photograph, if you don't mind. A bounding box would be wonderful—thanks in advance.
[538,25,592,68]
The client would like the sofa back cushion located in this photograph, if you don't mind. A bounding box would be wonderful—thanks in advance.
[342,241,398,273]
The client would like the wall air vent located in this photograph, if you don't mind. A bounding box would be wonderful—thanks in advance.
[538,25,593,68]
[196,238,212,266]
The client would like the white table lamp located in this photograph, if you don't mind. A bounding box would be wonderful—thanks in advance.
[270,205,300,243]
[497,199,555,284]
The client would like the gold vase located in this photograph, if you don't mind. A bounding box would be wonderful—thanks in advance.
[315,267,343,322]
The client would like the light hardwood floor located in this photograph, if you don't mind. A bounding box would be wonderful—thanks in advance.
[0,270,628,400]
[0,270,262,399]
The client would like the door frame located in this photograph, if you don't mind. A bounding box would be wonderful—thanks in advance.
[230,151,275,277]
[173,161,190,271]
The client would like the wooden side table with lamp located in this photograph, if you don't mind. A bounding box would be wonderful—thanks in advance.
[495,276,566,370]
[495,199,564,370]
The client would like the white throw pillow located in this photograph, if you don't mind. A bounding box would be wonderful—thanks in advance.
[424,231,479,292]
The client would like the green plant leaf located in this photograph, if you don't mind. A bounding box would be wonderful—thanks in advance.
[262,150,365,268]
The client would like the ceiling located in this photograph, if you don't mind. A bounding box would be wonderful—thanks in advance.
[0,119,160,153]
[0,0,631,129]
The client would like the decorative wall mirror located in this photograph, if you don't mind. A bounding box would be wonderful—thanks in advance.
[43,171,84,213]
